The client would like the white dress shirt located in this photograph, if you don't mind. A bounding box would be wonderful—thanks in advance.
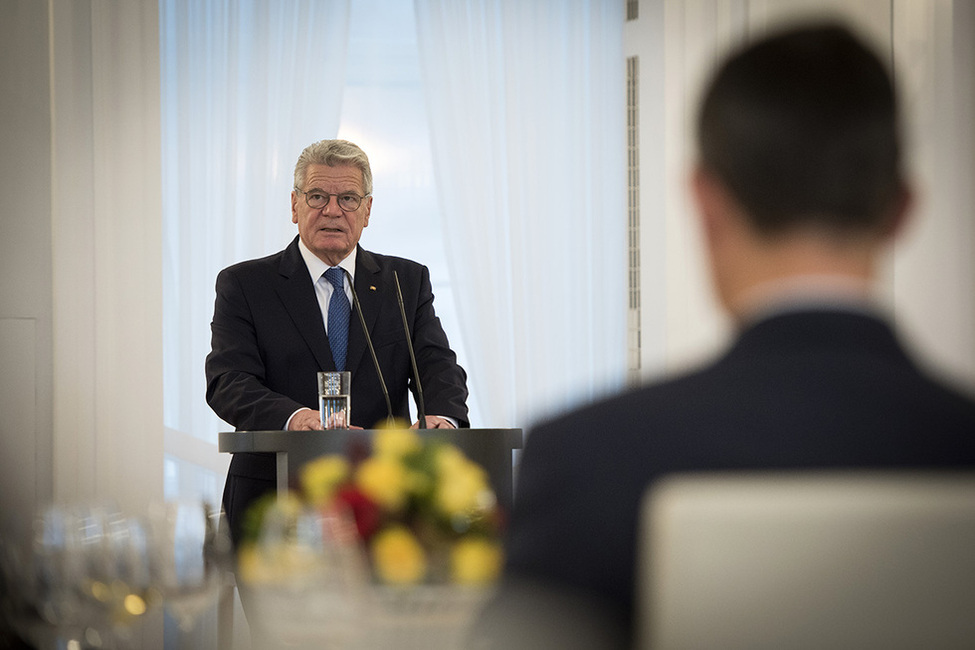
[297,238,355,334]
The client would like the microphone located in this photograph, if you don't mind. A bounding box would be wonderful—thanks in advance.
[393,271,426,429]
[342,268,394,427]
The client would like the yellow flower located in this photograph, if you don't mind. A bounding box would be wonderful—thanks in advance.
[434,444,466,474]
[237,538,320,585]
[450,537,504,585]
[375,417,413,431]
[299,455,350,506]
[264,491,304,520]
[373,427,422,458]
[435,450,491,517]
[371,526,427,585]
[236,543,271,584]
[355,456,409,511]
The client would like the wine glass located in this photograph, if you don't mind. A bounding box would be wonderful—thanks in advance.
[94,509,155,646]
[29,504,92,648]
[67,504,158,649]
[243,502,368,647]
[146,501,233,632]
[23,502,157,650]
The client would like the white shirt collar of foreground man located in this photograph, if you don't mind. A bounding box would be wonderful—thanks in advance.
[735,274,884,329]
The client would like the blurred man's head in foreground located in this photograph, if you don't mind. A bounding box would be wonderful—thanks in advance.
[691,23,912,318]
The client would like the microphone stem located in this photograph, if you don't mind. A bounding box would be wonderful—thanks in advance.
[394,271,426,429]
[344,269,394,427]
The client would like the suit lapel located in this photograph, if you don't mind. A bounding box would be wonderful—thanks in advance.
[275,237,336,371]
[346,247,383,376]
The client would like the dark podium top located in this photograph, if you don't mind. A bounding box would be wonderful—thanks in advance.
[219,428,524,512]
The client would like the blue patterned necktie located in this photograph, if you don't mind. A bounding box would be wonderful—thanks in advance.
[324,267,350,371]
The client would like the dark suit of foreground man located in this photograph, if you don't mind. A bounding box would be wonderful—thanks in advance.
[207,139,469,544]
[479,23,975,649]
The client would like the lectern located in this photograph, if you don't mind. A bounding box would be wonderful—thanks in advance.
[219,428,523,512]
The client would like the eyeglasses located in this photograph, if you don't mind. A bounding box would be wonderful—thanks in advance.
[295,187,369,212]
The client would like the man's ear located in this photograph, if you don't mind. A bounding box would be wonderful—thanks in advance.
[291,191,299,224]
[879,182,914,241]
[692,166,736,246]
[362,195,373,228]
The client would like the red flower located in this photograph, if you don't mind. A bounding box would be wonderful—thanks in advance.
[334,486,382,541]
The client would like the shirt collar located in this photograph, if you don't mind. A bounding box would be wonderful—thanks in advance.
[737,274,885,328]
[297,238,357,284]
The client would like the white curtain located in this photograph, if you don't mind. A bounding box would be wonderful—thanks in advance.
[160,0,351,466]
[888,0,975,390]
[415,0,628,429]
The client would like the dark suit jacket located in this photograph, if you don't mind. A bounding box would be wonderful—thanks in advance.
[206,237,469,539]
[501,309,975,645]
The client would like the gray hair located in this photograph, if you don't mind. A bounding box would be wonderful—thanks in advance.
[293,139,373,195]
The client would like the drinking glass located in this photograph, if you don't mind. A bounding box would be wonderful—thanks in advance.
[244,502,368,647]
[31,503,146,649]
[146,501,233,631]
[318,371,351,429]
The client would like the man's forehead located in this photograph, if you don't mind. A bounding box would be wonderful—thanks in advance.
[303,163,363,190]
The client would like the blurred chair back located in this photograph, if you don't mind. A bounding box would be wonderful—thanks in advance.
[636,472,975,650]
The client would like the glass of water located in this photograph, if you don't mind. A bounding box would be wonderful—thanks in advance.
[318,371,351,429]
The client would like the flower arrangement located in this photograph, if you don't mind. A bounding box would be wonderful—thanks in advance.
[238,427,504,589]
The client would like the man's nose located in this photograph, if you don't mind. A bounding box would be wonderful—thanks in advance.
[322,197,344,216]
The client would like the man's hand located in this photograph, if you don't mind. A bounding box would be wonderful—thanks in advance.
[288,408,363,430]
[411,416,456,429]
[288,408,323,430]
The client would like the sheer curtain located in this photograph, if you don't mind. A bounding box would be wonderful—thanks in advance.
[415,0,628,429]
[160,0,350,498]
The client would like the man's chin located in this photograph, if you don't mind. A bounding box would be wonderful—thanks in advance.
[310,240,354,265]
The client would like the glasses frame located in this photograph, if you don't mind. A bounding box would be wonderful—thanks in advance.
[295,187,370,212]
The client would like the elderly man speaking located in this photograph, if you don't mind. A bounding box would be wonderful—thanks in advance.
[206,139,469,545]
